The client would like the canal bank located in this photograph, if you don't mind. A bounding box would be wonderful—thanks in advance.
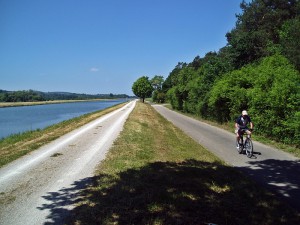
[0,101,128,167]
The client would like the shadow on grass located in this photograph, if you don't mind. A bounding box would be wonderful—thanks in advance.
[39,160,299,225]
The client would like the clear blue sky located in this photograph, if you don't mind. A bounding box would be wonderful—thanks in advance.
[0,0,246,95]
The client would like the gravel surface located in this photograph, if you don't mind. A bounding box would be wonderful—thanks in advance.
[152,104,300,212]
[0,100,136,225]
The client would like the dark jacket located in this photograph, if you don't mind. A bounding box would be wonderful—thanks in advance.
[236,115,251,129]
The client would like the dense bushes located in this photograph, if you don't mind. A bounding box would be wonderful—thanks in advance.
[279,16,300,71]
[165,53,299,146]
[165,54,299,146]
[209,54,300,145]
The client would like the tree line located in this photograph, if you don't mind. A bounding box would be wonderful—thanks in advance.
[132,0,300,147]
[0,90,130,102]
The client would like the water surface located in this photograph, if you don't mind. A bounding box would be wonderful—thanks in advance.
[0,100,126,139]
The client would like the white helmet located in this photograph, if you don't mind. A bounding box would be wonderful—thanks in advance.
[242,110,248,116]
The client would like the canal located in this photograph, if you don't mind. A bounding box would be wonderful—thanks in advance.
[0,99,127,139]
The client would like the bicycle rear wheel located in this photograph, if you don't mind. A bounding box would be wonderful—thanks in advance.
[245,139,253,158]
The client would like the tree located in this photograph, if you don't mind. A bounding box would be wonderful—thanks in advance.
[132,76,154,103]
[279,16,300,71]
[150,75,164,91]
[152,90,166,103]
[226,0,299,68]
[150,75,166,103]
[162,62,187,93]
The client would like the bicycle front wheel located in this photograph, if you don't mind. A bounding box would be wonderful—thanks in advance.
[245,139,253,158]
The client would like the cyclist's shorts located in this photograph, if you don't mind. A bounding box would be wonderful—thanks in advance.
[239,128,250,135]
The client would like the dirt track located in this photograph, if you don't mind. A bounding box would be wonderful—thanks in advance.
[0,100,136,225]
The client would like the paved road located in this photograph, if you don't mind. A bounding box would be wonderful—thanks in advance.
[0,100,136,225]
[153,104,300,211]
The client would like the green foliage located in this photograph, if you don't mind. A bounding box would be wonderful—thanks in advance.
[132,76,154,102]
[208,68,253,122]
[184,76,202,114]
[166,87,183,110]
[150,75,164,91]
[249,55,300,144]
[0,90,45,102]
[279,16,300,70]
[150,75,166,103]
[209,54,300,145]
[152,90,166,103]
[226,0,299,68]
[161,0,300,147]
[284,112,300,145]
[0,90,129,102]
[162,62,187,92]
[165,51,234,116]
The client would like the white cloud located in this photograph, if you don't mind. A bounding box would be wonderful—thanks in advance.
[90,67,99,72]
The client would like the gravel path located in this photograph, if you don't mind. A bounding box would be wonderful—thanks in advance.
[152,104,300,212]
[0,100,136,225]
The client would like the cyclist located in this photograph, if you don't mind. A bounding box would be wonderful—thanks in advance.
[235,110,253,148]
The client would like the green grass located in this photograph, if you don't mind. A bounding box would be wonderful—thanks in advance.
[65,102,299,225]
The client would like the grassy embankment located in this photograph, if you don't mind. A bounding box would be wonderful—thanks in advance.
[65,101,299,225]
[0,102,127,167]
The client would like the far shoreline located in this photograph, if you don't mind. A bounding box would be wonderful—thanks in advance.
[0,98,128,108]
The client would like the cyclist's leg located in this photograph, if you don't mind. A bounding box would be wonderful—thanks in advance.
[236,135,240,148]
[236,132,240,143]
[236,130,240,144]
[245,129,252,138]
[236,129,243,147]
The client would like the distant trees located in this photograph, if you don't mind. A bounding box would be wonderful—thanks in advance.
[150,75,164,91]
[0,90,130,102]
[0,90,45,102]
[132,75,167,103]
[132,76,153,103]
[151,75,166,103]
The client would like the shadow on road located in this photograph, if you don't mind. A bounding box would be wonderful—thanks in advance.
[38,160,300,225]
[37,177,95,225]
[241,158,300,211]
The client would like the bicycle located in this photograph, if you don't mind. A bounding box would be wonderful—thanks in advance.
[236,130,253,158]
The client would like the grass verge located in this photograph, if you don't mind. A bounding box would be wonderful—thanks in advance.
[0,102,127,168]
[66,102,299,225]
